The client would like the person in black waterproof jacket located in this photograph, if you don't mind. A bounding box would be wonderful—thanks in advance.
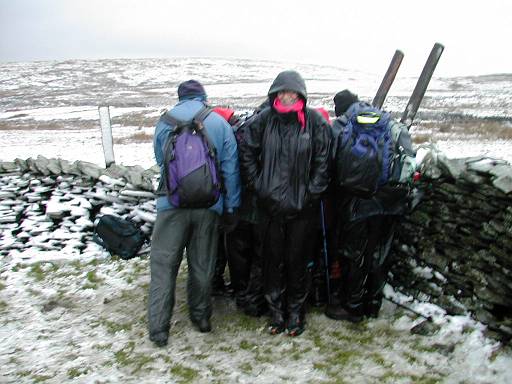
[239,70,331,336]
[325,89,415,323]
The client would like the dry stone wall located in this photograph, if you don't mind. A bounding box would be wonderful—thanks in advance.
[390,148,512,341]
[0,157,157,260]
[1,151,511,341]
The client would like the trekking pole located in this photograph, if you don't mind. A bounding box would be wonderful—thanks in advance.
[400,42,444,129]
[320,200,331,304]
[372,50,404,109]
[384,296,433,322]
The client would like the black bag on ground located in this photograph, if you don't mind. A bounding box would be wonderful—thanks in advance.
[93,215,146,260]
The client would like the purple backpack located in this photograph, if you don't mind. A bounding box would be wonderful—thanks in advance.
[160,107,222,208]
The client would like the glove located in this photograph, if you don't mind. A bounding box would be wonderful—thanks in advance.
[220,210,239,234]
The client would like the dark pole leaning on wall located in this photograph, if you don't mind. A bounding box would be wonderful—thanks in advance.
[372,49,404,109]
[400,42,445,129]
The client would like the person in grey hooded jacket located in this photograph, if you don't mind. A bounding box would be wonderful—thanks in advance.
[148,80,241,347]
[239,70,330,336]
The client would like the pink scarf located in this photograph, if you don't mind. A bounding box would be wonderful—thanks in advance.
[273,98,305,130]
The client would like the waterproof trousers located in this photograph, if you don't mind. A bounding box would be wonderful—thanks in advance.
[336,215,396,316]
[226,220,266,316]
[148,209,218,342]
[261,212,315,324]
[212,235,228,291]
[309,229,328,306]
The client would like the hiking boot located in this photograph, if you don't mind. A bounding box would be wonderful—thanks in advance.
[364,306,380,319]
[152,339,168,348]
[192,318,212,333]
[268,322,286,335]
[364,300,382,319]
[325,303,364,323]
[268,311,285,335]
[212,282,234,298]
[149,332,168,348]
[286,316,306,337]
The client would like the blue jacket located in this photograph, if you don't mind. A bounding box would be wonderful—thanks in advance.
[153,99,241,215]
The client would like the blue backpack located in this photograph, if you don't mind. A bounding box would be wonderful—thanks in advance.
[333,102,395,197]
[159,107,222,208]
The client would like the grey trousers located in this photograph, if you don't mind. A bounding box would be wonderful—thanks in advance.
[148,209,219,340]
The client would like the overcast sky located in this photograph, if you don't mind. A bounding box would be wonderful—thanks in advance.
[1,0,510,77]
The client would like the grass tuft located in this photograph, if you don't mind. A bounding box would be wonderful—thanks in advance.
[170,364,200,382]
[114,131,153,144]
[67,367,90,379]
[28,263,46,281]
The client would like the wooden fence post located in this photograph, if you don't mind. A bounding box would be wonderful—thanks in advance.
[98,106,115,167]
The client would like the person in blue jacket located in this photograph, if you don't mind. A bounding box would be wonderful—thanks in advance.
[148,80,241,347]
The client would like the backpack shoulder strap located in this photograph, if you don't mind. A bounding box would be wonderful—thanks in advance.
[194,106,225,191]
[389,120,416,156]
[193,106,212,125]
[338,114,349,126]
[161,106,211,136]
[389,120,402,143]
[193,106,217,155]
[160,112,182,127]
[160,105,211,127]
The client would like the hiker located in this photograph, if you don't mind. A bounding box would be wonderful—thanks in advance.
[212,106,267,316]
[239,70,330,336]
[325,89,415,322]
[148,80,241,347]
[212,240,233,297]
[308,106,332,307]
[316,107,331,125]
[210,107,239,297]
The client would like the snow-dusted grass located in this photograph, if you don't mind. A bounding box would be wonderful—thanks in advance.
[1,252,510,383]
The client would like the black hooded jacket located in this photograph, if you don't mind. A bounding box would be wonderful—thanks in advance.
[239,71,331,217]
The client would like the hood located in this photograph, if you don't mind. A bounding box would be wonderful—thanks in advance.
[268,70,307,101]
[212,107,235,123]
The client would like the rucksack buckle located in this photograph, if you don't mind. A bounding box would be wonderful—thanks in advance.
[356,112,380,125]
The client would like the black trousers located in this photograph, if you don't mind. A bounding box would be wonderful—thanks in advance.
[213,234,228,289]
[226,221,266,314]
[336,215,396,314]
[261,212,315,321]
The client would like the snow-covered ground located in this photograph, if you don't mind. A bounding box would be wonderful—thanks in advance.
[1,253,510,383]
[1,58,511,383]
